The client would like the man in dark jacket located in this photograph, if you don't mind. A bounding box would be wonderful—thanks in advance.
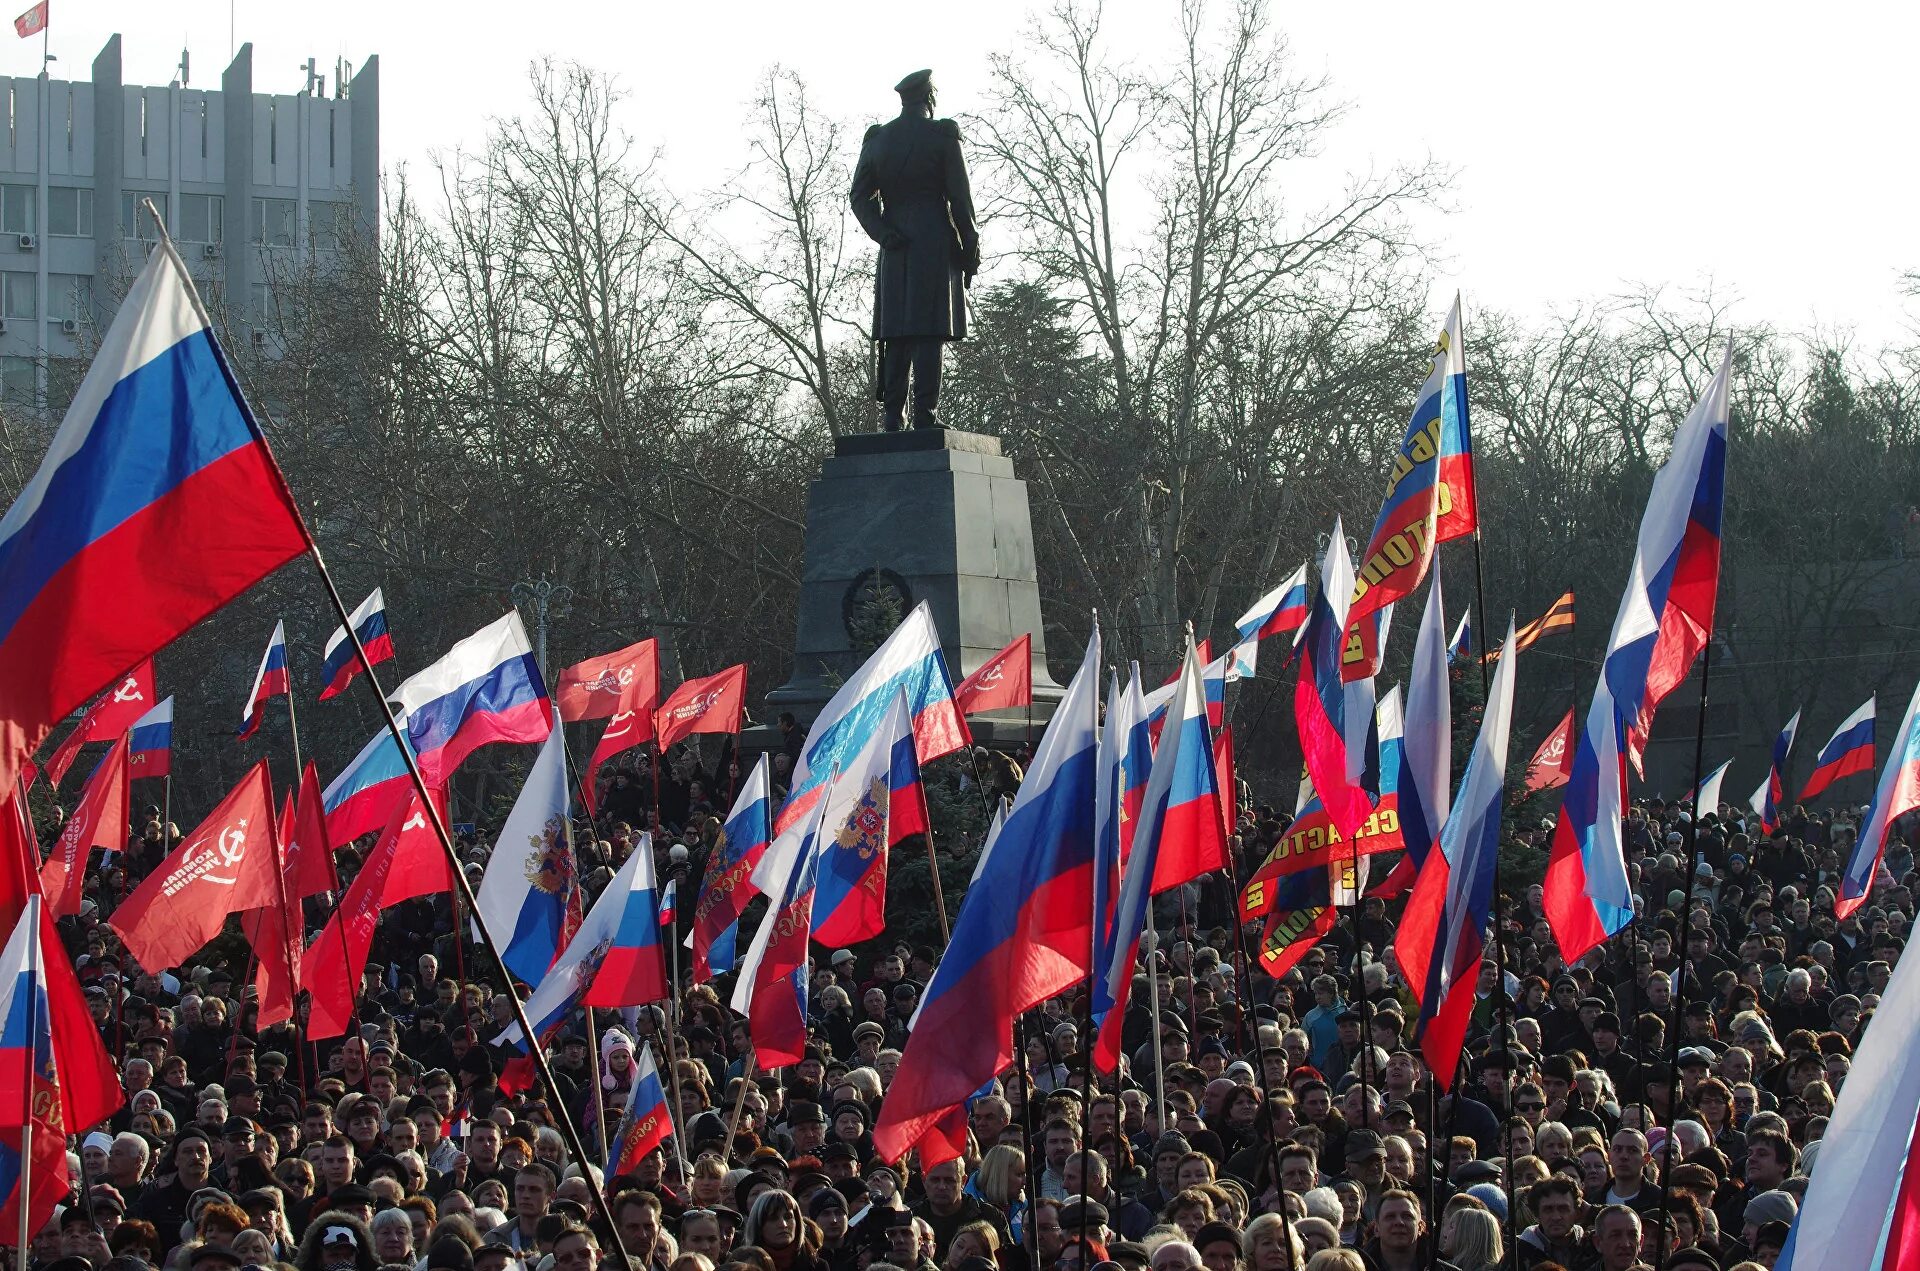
[850,69,979,431]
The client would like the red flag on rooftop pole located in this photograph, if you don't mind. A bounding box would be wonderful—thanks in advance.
[654,665,748,750]
[110,762,280,972]
[953,634,1032,716]
[13,2,45,39]
[39,733,129,917]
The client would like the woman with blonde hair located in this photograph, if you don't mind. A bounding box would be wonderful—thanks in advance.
[1303,1252,1363,1271]
[1439,1205,1503,1271]
[1240,1214,1305,1271]
[943,1221,999,1271]
[973,1146,1028,1241]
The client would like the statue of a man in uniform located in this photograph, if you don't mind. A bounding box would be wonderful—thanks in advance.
[850,69,980,432]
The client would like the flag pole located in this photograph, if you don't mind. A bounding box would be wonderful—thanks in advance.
[1074,610,1099,1262]
[17,896,38,1271]
[1656,640,1713,1265]
[586,1005,610,1165]
[721,1068,753,1161]
[1143,908,1168,1132]
[1223,856,1301,1271]
[923,828,950,944]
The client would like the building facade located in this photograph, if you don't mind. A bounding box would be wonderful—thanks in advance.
[0,35,377,404]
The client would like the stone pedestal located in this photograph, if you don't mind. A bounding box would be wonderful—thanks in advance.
[765,428,1063,742]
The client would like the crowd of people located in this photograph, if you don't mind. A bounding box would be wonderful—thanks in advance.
[35,726,1910,1271]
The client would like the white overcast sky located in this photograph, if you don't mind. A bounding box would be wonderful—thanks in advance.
[21,1,1919,348]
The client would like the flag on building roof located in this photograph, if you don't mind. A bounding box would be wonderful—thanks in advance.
[690,753,772,982]
[126,695,173,779]
[0,237,310,798]
[390,613,551,785]
[780,602,967,832]
[44,659,155,788]
[237,621,290,740]
[1345,295,1475,681]
[474,711,581,985]
[1800,696,1876,803]
[873,625,1100,1166]
[318,587,394,702]
[1545,351,1730,962]
[953,634,1033,716]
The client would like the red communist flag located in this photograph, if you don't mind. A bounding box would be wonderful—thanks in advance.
[654,665,748,750]
[110,762,279,971]
[284,760,338,900]
[240,796,302,1027]
[953,634,1033,716]
[556,638,660,724]
[40,733,129,917]
[1524,708,1576,794]
[44,658,154,787]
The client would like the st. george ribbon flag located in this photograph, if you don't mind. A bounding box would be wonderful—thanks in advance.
[1545,350,1729,962]
[0,236,310,795]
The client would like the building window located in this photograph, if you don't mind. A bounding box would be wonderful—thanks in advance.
[0,184,34,235]
[2,272,34,320]
[47,275,90,324]
[0,356,32,402]
[46,187,92,238]
[310,201,356,252]
[121,193,167,241]
[253,197,295,248]
[176,194,223,244]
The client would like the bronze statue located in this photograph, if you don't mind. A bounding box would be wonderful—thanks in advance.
[850,69,980,432]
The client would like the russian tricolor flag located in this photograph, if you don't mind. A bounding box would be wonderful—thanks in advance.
[237,620,290,740]
[473,712,581,984]
[804,688,929,947]
[1800,695,1875,803]
[780,601,966,832]
[0,897,70,1238]
[583,836,669,1009]
[1838,680,1920,920]
[690,753,772,981]
[1090,663,1151,1047]
[127,695,174,778]
[732,793,831,1069]
[1545,351,1729,962]
[874,626,1101,1166]
[390,612,551,785]
[1293,519,1374,844]
[1225,563,1309,681]
[322,729,414,845]
[607,1044,674,1175]
[0,238,310,795]
[1397,618,1518,1089]
[502,833,660,1046]
[318,587,394,701]
[658,879,677,927]
[1446,611,1472,664]
[1748,709,1802,835]
[1093,634,1222,1071]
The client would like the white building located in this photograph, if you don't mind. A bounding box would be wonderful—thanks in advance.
[0,35,378,404]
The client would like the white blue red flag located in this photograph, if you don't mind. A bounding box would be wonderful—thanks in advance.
[1346,295,1475,680]
[0,239,309,795]
[1293,520,1374,844]
[473,709,581,984]
[1090,663,1151,1039]
[1696,758,1732,816]
[1379,574,1451,900]
[322,729,413,846]
[238,620,290,740]
[690,753,772,981]
[874,625,1101,1166]
[658,879,677,927]
[318,587,394,701]
[806,689,929,947]
[1092,633,1222,1071]
[126,694,173,778]
[732,793,830,1069]
[1446,611,1472,664]
[1397,617,1518,1088]
[582,836,670,1009]
[1800,695,1875,802]
[780,601,967,831]
[391,612,551,785]
[502,833,656,1044]
[1225,563,1309,681]
[607,1044,674,1176]
[1838,679,1920,920]
[0,897,70,1238]
[1748,708,1802,835]
[1545,351,1729,961]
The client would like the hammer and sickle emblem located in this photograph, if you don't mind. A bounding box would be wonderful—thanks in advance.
[979,665,1003,686]
[404,809,428,832]
[112,676,143,704]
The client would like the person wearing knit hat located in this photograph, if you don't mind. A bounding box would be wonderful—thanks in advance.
[601,1030,635,1091]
